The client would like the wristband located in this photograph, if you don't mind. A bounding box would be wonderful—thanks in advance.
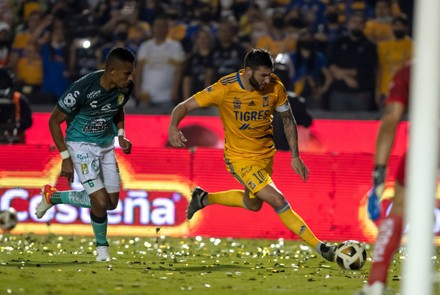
[118,129,125,137]
[60,150,70,160]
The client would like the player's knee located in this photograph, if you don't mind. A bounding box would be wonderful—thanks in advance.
[272,194,287,209]
[107,200,119,210]
[247,202,263,211]
[91,197,109,212]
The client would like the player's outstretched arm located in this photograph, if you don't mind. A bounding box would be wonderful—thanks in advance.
[279,107,309,182]
[374,101,406,183]
[168,97,201,148]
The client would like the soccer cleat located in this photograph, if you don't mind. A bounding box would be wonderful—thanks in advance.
[186,187,208,220]
[367,186,382,221]
[35,184,56,219]
[320,243,337,262]
[96,246,110,262]
[353,282,385,295]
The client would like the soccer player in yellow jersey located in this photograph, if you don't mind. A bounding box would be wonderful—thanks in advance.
[168,48,336,262]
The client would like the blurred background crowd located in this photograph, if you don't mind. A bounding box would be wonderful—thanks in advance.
[0,0,414,116]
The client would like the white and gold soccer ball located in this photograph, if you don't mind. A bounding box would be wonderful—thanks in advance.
[335,240,367,270]
[0,207,18,231]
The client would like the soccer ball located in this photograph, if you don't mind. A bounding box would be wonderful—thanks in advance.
[0,207,18,231]
[335,240,367,270]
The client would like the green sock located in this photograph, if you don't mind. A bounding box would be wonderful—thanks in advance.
[50,190,91,208]
[91,214,108,247]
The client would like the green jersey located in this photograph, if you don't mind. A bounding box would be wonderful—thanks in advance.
[57,70,133,147]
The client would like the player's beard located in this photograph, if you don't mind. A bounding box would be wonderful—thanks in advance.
[249,74,262,90]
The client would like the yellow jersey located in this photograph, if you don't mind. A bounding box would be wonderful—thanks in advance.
[194,70,288,161]
[378,37,412,95]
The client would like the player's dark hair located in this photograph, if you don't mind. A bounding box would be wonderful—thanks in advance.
[105,47,135,68]
[244,48,273,70]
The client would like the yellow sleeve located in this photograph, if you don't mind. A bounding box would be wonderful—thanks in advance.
[193,82,225,108]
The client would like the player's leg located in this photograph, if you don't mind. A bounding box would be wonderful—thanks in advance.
[255,182,336,262]
[358,157,406,295]
[89,145,122,262]
[186,159,255,219]
[35,142,100,218]
[35,184,92,218]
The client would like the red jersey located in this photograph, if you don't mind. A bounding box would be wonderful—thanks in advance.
[385,63,411,185]
[385,64,411,109]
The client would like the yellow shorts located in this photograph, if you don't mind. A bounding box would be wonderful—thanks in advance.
[224,157,273,196]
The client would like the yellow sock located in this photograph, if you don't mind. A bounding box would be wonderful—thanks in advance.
[278,206,320,248]
[207,190,245,208]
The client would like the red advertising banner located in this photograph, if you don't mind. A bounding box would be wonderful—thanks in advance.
[2,113,431,244]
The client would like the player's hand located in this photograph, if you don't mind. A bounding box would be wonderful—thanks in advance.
[118,137,132,154]
[168,127,187,148]
[61,158,74,183]
[368,165,386,221]
[373,165,386,187]
[291,157,309,182]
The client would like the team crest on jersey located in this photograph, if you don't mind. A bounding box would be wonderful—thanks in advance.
[247,180,256,190]
[117,94,124,105]
[262,95,270,107]
[81,163,89,175]
[233,97,241,109]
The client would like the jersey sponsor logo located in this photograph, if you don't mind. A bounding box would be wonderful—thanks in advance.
[63,91,80,108]
[233,97,241,109]
[234,110,270,121]
[76,153,89,162]
[262,95,269,107]
[247,180,256,190]
[83,118,109,133]
[101,103,112,111]
[117,94,124,105]
[86,90,101,99]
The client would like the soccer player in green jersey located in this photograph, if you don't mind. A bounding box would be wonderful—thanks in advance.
[35,47,135,261]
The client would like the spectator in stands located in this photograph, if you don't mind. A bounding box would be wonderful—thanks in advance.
[182,26,214,99]
[135,14,185,113]
[255,10,297,56]
[139,0,164,25]
[0,67,32,143]
[40,23,73,103]
[96,19,134,69]
[9,10,46,98]
[327,13,378,111]
[314,6,345,53]
[376,16,412,107]
[212,20,246,82]
[0,22,12,67]
[289,30,332,108]
[364,0,394,44]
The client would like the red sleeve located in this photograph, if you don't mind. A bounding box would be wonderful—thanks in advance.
[385,65,411,108]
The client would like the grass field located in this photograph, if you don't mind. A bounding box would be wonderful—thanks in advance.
[0,233,438,295]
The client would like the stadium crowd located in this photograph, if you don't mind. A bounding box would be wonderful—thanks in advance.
[0,0,413,115]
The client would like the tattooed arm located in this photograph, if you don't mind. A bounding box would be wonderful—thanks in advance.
[278,106,309,181]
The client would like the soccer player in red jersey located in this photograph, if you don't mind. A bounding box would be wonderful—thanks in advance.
[359,64,410,295]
